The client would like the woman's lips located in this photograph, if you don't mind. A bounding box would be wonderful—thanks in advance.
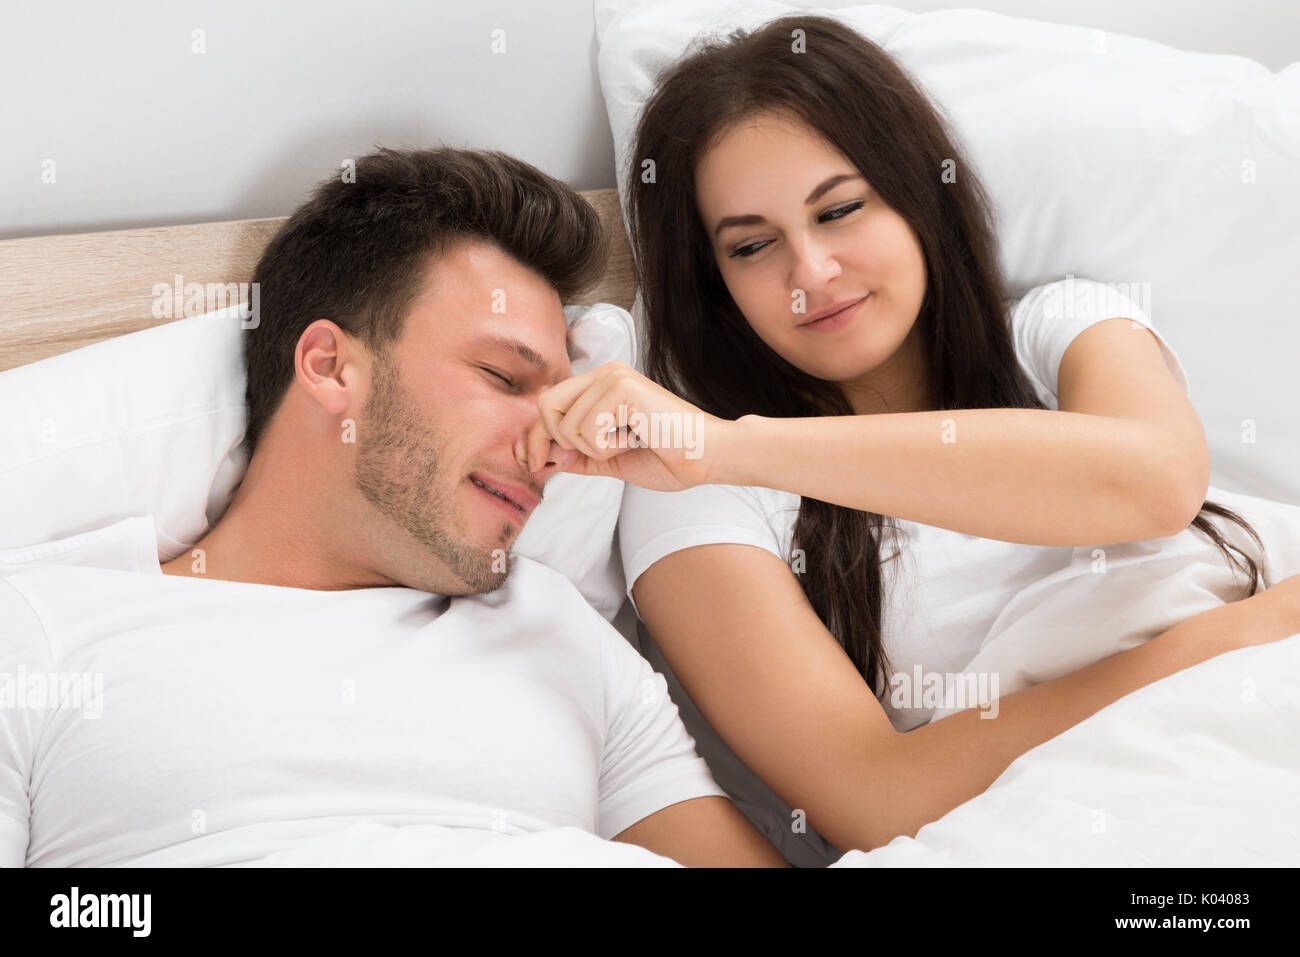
[798,294,870,331]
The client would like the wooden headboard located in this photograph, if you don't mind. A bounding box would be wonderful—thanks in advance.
[0,188,636,374]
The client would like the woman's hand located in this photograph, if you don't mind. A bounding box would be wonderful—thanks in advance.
[525,360,733,491]
[1229,573,1300,650]
[1170,572,1300,665]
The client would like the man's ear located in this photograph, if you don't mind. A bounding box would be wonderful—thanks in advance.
[295,320,355,416]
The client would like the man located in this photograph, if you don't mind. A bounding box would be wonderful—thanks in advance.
[0,147,787,867]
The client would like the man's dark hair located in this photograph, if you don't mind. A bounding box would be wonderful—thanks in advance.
[242,146,609,458]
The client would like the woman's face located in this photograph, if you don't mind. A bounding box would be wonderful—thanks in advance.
[694,110,932,414]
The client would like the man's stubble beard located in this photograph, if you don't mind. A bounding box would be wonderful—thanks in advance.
[352,348,513,594]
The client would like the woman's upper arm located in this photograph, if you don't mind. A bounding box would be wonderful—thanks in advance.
[630,541,898,853]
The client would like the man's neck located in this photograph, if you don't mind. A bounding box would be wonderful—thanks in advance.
[159,451,400,592]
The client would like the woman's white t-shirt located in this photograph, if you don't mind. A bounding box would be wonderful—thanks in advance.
[616,277,1237,866]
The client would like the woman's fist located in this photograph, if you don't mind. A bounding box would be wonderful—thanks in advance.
[525,360,732,491]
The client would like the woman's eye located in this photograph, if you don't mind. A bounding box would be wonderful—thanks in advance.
[729,241,771,259]
[728,202,864,258]
[821,201,864,222]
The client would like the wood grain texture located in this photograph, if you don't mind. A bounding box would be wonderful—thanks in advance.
[0,188,636,373]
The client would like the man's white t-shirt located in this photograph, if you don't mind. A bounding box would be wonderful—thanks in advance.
[617,277,1204,866]
[0,516,727,867]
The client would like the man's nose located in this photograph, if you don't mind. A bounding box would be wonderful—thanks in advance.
[532,452,566,484]
[516,433,577,484]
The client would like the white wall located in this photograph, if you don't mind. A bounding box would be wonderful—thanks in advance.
[1,0,1295,240]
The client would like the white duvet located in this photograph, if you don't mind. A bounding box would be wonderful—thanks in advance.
[249,488,1300,868]
[836,632,1300,866]
[241,631,1289,868]
[242,632,1299,867]
[828,490,1300,866]
[245,820,684,868]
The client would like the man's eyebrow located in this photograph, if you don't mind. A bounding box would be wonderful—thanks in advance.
[713,173,864,238]
[476,333,565,383]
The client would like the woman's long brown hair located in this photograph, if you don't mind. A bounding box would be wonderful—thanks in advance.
[625,13,1264,696]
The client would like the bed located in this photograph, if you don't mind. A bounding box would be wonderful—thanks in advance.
[3,0,1300,868]
[2,185,1299,869]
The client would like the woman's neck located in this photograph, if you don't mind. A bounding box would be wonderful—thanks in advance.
[838,322,935,415]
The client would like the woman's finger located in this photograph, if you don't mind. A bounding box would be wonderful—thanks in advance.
[535,366,602,452]
[556,375,630,461]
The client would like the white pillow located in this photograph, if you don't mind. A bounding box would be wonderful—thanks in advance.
[0,301,635,621]
[596,0,1300,504]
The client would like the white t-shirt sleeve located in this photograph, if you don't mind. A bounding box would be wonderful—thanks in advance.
[593,609,728,840]
[0,578,55,868]
[1009,277,1191,406]
[618,483,797,618]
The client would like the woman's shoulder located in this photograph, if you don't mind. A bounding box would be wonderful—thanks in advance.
[620,481,800,527]
[617,482,802,593]
[1003,275,1189,405]
[1006,275,1164,334]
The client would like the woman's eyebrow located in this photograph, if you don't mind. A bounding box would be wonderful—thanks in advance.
[713,173,864,238]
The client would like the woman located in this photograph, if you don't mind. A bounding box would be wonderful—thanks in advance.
[524,14,1300,864]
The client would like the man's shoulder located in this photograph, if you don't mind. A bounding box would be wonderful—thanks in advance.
[0,564,160,639]
[493,556,627,655]
[0,561,136,593]
[0,516,161,595]
[498,555,595,614]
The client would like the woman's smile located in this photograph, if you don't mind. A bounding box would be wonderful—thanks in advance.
[797,293,870,332]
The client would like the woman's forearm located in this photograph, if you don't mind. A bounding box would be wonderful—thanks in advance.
[720,410,1201,546]
[853,588,1297,852]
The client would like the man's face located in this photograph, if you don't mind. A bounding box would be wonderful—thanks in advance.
[352,239,573,594]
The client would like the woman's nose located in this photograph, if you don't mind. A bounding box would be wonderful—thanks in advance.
[790,234,842,290]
